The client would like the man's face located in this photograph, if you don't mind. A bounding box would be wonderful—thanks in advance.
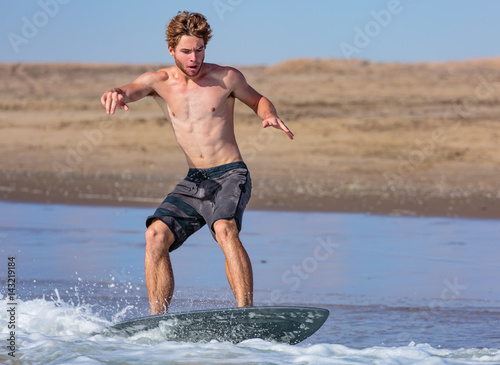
[169,35,206,77]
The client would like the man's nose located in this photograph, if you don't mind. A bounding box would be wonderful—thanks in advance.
[191,53,199,62]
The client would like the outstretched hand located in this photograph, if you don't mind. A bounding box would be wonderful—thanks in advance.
[101,89,129,115]
[262,117,294,140]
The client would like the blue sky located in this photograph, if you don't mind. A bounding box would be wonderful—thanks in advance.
[2,0,500,65]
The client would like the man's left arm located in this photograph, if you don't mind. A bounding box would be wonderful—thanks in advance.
[230,69,294,140]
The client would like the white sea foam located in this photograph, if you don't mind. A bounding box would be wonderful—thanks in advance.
[1,296,499,365]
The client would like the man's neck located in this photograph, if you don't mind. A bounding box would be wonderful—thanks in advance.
[174,63,207,84]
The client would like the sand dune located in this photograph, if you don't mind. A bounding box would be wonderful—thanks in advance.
[1,59,499,217]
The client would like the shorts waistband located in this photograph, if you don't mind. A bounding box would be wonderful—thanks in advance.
[187,161,247,182]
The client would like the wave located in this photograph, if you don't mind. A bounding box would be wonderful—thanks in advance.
[1,296,499,365]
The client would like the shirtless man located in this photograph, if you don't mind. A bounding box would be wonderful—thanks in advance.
[100,11,293,315]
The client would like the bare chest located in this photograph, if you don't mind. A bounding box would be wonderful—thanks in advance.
[155,82,233,122]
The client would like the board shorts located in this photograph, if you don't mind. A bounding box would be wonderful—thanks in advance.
[145,161,252,252]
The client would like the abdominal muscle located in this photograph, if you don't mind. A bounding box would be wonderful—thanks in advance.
[168,111,243,169]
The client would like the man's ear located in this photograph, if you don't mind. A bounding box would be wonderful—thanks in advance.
[168,45,175,57]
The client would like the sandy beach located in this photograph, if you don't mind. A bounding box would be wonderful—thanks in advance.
[1,59,500,218]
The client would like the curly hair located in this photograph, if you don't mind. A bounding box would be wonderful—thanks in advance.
[166,11,212,50]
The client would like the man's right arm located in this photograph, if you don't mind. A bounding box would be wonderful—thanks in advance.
[100,71,166,115]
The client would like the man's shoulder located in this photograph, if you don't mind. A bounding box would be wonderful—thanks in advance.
[135,69,170,86]
[151,68,172,81]
[204,64,246,88]
[204,63,242,76]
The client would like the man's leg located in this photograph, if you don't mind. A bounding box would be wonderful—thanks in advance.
[213,219,253,307]
[145,219,176,315]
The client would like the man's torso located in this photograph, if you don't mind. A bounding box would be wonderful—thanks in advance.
[151,63,243,169]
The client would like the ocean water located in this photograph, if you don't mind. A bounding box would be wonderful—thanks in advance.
[0,201,499,364]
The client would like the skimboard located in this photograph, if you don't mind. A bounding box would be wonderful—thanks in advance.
[102,306,329,345]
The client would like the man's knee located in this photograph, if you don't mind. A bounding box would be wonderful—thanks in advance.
[145,220,175,255]
[213,219,239,243]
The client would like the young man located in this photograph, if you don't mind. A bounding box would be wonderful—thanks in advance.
[101,11,293,315]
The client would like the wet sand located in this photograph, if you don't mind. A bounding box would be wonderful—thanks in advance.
[1,59,500,218]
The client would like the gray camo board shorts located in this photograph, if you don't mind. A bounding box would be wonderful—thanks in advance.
[146,161,252,251]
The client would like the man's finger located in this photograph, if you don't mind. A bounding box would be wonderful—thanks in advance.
[276,119,291,132]
[118,94,129,111]
[277,120,294,139]
[105,92,113,114]
[278,120,289,131]
[283,127,294,140]
[100,93,107,108]
[110,92,119,114]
